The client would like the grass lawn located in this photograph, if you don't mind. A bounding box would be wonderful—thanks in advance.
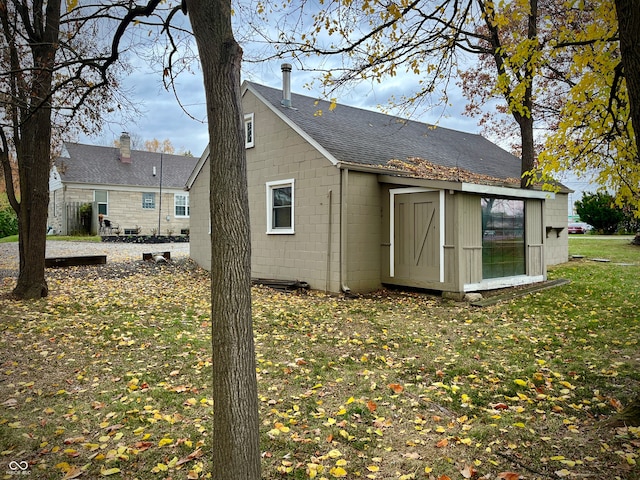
[0,238,638,479]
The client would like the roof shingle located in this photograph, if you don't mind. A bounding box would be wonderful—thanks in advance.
[248,82,523,181]
[56,143,198,189]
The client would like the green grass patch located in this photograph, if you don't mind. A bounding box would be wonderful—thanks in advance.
[0,241,639,479]
[0,235,102,243]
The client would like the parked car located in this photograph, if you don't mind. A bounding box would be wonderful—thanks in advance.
[568,222,592,234]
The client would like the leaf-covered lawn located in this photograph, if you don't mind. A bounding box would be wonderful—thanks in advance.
[0,239,639,479]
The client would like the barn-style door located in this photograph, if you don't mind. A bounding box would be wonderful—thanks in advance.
[393,191,441,282]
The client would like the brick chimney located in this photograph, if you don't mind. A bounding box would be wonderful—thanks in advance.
[281,63,292,108]
[120,132,131,163]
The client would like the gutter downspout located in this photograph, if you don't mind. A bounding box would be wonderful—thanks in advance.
[339,166,351,294]
[325,189,332,293]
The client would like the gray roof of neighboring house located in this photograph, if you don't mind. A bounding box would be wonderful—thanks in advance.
[248,82,523,181]
[55,142,198,189]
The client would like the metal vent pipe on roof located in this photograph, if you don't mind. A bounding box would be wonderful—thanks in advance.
[281,63,292,108]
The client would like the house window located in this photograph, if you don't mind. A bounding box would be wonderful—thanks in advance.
[244,113,254,148]
[481,198,525,279]
[94,190,108,215]
[174,193,190,218]
[142,192,155,209]
[266,179,294,234]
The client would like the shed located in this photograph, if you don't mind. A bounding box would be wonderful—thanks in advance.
[187,67,569,294]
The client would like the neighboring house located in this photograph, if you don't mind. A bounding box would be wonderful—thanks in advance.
[48,134,198,236]
[187,65,570,295]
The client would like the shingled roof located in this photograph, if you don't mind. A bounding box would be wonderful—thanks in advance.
[55,143,198,189]
[247,82,523,181]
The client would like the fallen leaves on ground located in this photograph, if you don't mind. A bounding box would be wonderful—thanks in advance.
[0,258,638,479]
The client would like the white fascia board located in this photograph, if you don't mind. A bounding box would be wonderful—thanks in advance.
[461,183,555,200]
[244,82,340,166]
[186,144,210,190]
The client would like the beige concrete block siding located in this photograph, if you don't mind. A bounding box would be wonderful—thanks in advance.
[52,186,190,236]
[343,171,382,292]
[543,192,569,265]
[190,90,345,292]
[188,162,211,270]
[245,91,343,292]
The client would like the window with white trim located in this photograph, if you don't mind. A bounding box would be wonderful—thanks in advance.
[266,179,294,234]
[244,113,254,148]
[142,192,155,209]
[174,193,190,218]
[94,190,108,215]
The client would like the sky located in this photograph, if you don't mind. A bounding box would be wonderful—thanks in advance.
[77,15,597,215]
[80,58,478,158]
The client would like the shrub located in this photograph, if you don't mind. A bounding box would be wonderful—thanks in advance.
[575,192,624,234]
[0,205,18,238]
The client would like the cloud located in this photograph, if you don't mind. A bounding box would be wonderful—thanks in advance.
[82,56,483,159]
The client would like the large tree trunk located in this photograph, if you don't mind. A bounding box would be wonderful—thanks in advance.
[10,2,61,299]
[615,0,640,160]
[13,117,51,299]
[186,1,261,479]
[517,114,536,188]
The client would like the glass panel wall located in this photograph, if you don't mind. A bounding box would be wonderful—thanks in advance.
[481,198,525,279]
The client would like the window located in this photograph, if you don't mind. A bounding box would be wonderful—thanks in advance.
[266,179,294,234]
[174,193,190,218]
[244,113,254,148]
[481,198,525,279]
[94,190,108,215]
[142,192,155,209]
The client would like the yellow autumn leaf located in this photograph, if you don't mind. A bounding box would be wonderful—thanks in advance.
[158,437,174,447]
[152,463,169,472]
[367,465,380,472]
[327,449,342,458]
[330,466,347,477]
[55,462,72,472]
[100,467,121,476]
[514,379,528,387]
[66,0,78,11]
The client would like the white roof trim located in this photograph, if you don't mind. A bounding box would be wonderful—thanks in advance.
[186,144,210,190]
[461,183,555,200]
[244,82,339,166]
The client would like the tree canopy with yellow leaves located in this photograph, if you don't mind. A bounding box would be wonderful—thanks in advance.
[257,0,639,212]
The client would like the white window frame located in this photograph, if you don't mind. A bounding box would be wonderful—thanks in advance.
[266,179,294,234]
[174,193,190,218]
[244,113,255,149]
[94,190,108,216]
